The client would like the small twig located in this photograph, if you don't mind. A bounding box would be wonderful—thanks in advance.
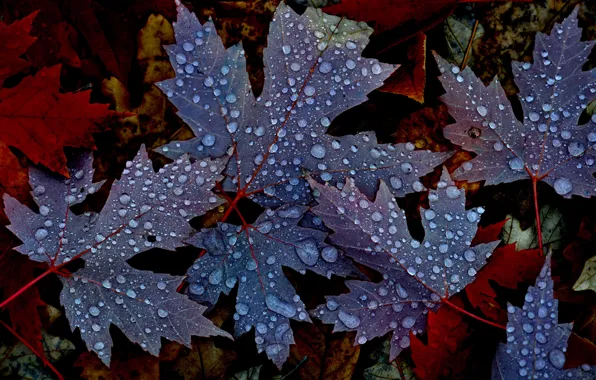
[460,19,479,70]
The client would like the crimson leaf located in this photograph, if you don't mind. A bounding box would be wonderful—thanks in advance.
[186,204,357,367]
[156,2,449,206]
[310,169,499,360]
[437,7,596,197]
[492,256,593,379]
[3,147,230,365]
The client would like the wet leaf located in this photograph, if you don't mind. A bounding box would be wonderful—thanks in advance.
[4,147,230,365]
[492,255,593,379]
[311,169,499,360]
[437,8,596,198]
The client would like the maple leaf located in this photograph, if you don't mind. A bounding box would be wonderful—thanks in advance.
[3,146,231,365]
[436,7,596,198]
[410,295,470,380]
[0,247,46,357]
[156,2,449,206]
[185,204,358,367]
[320,0,461,38]
[0,10,38,86]
[491,256,594,379]
[378,33,426,103]
[465,220,543,323]
[310,168,499,360]
[0,65,113,177]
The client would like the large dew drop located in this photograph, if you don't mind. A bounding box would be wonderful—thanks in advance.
[265,294,297,318]
[553,178,572,195]
[310,144,326,159]
[295,238,320,266]
[338,310,360,328]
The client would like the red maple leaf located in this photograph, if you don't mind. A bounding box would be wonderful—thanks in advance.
[0,65,113,177]
[410,296,471,379]
[467,221,543,323]
[0,10,38,86]
[0,245,45,356]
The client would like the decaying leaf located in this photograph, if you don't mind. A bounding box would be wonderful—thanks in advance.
[362,338,415,380]
[0,331,75,380]
[573,255,596,293]
[502,204,566,251]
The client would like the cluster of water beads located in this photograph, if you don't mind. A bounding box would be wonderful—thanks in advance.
[438,8,596,199]
[157,3,446,212]
[494,258,593,378]
[185,204,353,365]
[310,169,498,357]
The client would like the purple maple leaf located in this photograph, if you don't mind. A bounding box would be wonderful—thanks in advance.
[492,256,593,379]
[156,2,449,206]
[437,7,596,197]
[3,146,231,365]
[310,169,499,360]
[185,204,357,367]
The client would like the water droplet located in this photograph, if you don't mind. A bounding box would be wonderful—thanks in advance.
[202,134,216,147]
[236,303,249,316]
[338,310,360,328]
[549,349,566,369]
[89,306,100,317]
[265,293,296,317]
[227,122,238,133]
[476,105,488,117]
[464,249,476,262]
[371,63,382,75]
[158,309,169,318]
[553,178,572,195]
[119,193,131,205]
[508,158,524,171]
[401,316,416,328]
[390,177,402,189]
[304,86,315,97]
[401,162,413,173]
[209,269,223,285]
[310,144,326,159]
[371,211,383,222]
[35,229,48,241]
[189,283,205,295]
[295,238,320,266]
[445,186,461,199]
[568,141,585,157]
[94,342,104,350]
[319,62,333,74]
[282,45,291,55]
[321,246,338,262]
[175,53,186,64]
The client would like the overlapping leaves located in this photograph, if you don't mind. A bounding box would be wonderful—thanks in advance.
[492,256,593,379]
[156,3,449,205]
[153,1,449,368]
[186,205,356,366]
[310,169,499,360]
[437,7,596,198]
[3,147,230,364]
